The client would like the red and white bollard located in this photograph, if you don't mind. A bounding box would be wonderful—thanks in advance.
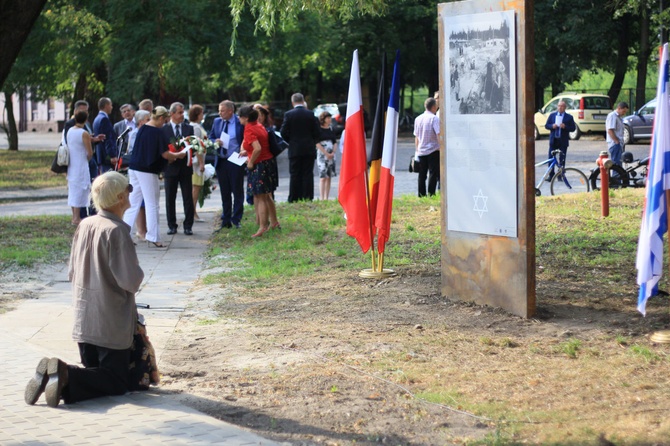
[596,151,613,217]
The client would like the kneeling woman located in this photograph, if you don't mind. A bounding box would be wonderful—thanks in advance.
[24,171,145,407]
[238,105,279,237]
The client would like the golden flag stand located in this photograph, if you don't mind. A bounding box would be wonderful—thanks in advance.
[356,168,396,279]
[359,250,396,278]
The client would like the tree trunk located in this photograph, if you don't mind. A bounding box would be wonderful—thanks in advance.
[607,16,630,106]
[0,0,47,90]
[71,72,88,117]
[635,3,651,110]
[2,88,19,151]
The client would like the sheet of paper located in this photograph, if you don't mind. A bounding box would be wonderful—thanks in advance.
[219,131,230,149]
[227,151,247,166]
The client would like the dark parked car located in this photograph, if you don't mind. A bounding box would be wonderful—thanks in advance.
[623,98,656,144]
[202,112,219,133]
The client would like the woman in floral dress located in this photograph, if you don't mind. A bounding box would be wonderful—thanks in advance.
[316,111,338,200]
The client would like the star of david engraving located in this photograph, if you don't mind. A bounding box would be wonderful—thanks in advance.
[473,189,488,218]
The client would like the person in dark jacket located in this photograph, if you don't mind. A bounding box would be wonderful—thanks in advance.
[92,97,117,174]
[162,102,195,236]
[280,93,321,202]
[544,100,576,178]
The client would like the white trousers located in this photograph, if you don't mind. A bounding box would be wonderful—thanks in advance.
[123,169,161,243]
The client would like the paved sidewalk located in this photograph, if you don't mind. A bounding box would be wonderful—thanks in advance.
[0,202,283,445]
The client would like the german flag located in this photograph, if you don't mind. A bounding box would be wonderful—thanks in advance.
[367,52,387,229]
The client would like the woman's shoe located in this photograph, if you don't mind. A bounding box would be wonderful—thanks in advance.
[251,227,269,238]
[136,232,146,241]
[147,241,167,248]
[270,221,281,230]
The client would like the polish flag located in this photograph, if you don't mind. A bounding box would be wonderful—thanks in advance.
[338,50,372,253]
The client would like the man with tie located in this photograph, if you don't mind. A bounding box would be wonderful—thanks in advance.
[162,102,195,235]
[113,104,136,160]
[64,100,106,219]
[92,97,118,174]
[544,100,576,177]
[208,100,245,230]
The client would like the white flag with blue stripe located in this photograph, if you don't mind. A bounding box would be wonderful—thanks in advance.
[636,43,670,315]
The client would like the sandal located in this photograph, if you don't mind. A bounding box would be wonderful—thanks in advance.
[251,227,269,238]
[270,221,281,230]
[147,241,167,248]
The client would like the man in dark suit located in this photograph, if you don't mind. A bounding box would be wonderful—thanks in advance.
[544,100,576,177]
[208,100,245,230]
[92,97,117,174]
[113,103,136,159]
[280,93,321,202]
[162,102,195,235]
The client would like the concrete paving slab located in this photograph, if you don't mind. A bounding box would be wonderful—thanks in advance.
[0,202,284,444]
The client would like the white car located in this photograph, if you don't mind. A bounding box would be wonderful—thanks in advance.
[534,93,612,140]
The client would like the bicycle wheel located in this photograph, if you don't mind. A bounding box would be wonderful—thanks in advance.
[589,164,629,191]
[550,167,590,195]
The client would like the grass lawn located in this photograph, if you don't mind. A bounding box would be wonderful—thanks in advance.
[0,150,67,190]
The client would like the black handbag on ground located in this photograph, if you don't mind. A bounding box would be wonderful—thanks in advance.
[409,156,421,173]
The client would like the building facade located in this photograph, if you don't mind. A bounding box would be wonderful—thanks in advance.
[0,91,68,133]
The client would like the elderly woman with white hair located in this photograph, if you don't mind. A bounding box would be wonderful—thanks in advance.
[24,171,145,408]
[123,106,183,248]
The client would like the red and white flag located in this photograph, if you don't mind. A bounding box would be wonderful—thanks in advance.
[338,50,372,253]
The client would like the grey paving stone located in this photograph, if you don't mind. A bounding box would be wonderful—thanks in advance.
[0,206,282,446]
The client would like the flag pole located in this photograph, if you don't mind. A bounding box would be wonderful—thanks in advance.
[649,43,670,343]
[651,190,670,343]
[360,162,378,276]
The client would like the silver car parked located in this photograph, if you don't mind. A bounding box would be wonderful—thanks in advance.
[623,98,656,144]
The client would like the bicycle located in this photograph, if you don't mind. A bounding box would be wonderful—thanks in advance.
[535,149,590,196]
[399,109,415,132]
[589,151,648,191]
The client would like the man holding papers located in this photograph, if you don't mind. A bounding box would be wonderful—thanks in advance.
[209,100,245,230]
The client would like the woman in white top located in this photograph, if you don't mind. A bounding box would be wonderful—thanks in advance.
[188,105,207,222]
[66,111,93,226]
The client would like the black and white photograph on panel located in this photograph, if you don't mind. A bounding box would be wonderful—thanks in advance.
[443,9,517,237]
[448,12,512,115]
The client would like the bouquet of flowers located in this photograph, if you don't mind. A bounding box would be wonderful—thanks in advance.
[202,137,218,157]
[198,164,216,208]
[168,137,195,166]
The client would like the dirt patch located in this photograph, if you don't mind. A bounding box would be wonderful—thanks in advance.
[0,264,64,314]
[5,259,670,444]
[158,260,670,445]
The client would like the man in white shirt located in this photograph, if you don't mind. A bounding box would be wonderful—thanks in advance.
[413,97,441,197]
[606,101,629,166]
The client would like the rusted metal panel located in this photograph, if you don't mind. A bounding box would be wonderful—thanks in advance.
[438,0,535,318]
